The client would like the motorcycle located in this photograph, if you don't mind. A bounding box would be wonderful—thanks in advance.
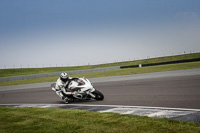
[51,77,104,103]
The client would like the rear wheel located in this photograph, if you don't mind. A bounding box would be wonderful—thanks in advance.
[92,90,104,100]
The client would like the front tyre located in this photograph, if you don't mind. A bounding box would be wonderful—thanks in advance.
[92,90,104,100]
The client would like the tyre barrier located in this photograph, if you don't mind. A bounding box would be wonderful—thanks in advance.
[120,58,200,69]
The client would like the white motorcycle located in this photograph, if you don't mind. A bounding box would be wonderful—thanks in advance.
[51,77,104,103]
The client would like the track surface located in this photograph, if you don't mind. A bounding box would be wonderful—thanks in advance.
[0,73,200,109]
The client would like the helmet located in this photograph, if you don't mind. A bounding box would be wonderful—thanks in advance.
[60,72,68,82]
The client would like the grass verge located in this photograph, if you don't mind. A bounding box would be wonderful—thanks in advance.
[0,107,200,133]
[0,61,200,86]
[0,53,200,77]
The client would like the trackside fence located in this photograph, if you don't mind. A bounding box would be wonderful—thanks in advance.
[0,66,120,82]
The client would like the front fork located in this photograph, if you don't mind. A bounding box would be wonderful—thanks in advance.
[88,88,96,98]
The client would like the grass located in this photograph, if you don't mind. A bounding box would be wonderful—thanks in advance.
[0,107,200,133]
[0,52,200,77]
[0,61,200,86]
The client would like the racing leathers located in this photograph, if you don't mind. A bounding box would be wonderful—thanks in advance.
[55,77,79,100]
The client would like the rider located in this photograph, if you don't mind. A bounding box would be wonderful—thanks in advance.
[55,72,85,103]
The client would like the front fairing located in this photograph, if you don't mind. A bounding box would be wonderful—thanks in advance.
[68,77,94,91]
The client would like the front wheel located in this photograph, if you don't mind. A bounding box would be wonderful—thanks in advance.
[92,90,104,100]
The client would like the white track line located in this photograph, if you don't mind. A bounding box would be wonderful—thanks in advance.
[1,104,200,112]
[65,104,200,112]
[1,104,199,119]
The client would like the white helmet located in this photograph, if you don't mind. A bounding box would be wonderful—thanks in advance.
[60,72,68,82]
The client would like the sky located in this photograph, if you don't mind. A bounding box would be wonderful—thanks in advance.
[0,0,200,69]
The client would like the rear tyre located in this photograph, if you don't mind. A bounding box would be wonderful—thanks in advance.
[92,90,104,100]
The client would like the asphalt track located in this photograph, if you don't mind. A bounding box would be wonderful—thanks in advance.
[0,68,200,109]
[0,68,200,123]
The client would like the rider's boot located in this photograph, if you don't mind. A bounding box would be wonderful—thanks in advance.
[62,97,69,103]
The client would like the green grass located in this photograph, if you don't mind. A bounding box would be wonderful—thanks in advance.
[1,53,200,77]
[72,61,200,78]
[0,107,200,133]
[0,61,200,86]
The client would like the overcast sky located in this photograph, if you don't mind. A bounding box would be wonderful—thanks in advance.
[0,0,200,69]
